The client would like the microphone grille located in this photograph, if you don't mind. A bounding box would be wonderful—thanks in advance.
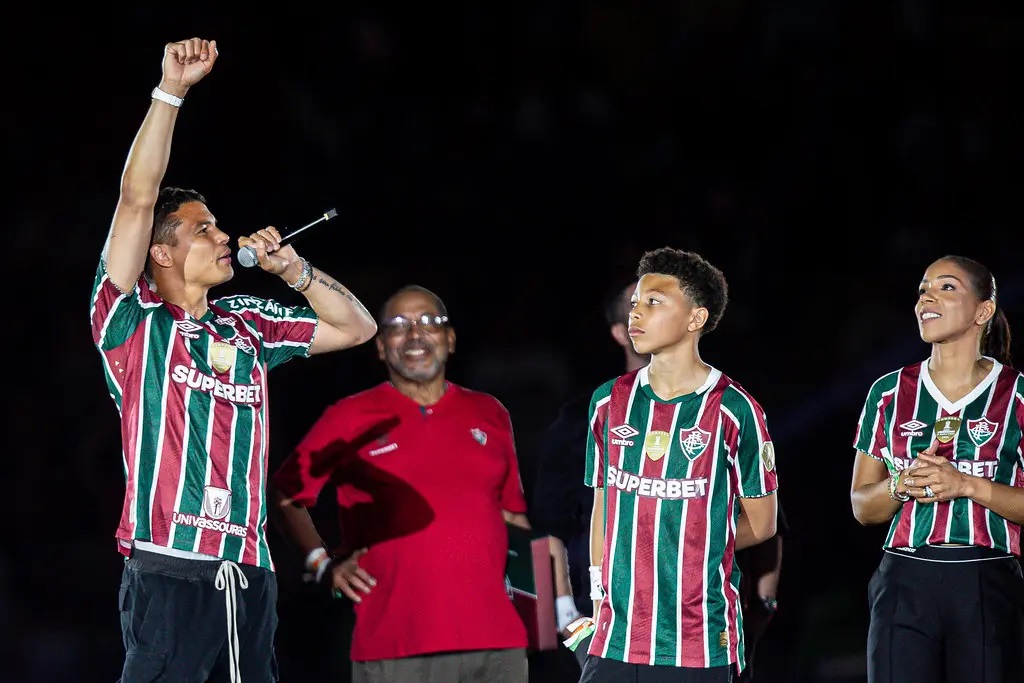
[237,247,258,268]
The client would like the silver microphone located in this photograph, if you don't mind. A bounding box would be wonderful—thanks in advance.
[237,208,338,268]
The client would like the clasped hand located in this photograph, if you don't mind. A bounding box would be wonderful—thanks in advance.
[901,447,968,503]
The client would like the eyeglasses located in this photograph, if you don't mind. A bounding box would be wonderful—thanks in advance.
[380,314,450,335]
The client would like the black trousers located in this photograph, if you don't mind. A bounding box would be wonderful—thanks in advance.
[579,655,732,683]
[117,549,279,683]
[867,545,1024,683]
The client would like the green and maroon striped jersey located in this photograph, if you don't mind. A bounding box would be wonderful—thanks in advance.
[90,260,317,570]
[854,358,1024,554]
[584,366,778,670]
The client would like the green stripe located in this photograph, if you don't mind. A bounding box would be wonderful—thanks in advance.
[907,382,938,462]
[910,502,935,545]
[990,390,1021,551]
[704,425,732,665]
[172,335,213,551]
[607,489,637,660]
[957,392,989,544]
[135,317,169,541]
[654,411,691,661]
[224,349,256,562]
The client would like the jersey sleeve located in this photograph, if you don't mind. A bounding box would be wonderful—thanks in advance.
[212,294,318,371]
[272,401,351,508]
[583,385,610,489]
[723,388,778,498]
[91,260,146,351]
[852,372,898,463]
[1014,374,1024,469]
[494,400,528,514]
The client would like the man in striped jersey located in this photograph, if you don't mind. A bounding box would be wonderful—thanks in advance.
[578,247,779,682]
[851,255,1024,683]
[91,38,377,682]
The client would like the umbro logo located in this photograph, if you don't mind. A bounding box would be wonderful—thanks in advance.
[610,424,639,447]
[899,420,928,437]
[175,320,203,339]
[611,424,639,438]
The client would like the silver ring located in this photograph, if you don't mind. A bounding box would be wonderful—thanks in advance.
[924,485,935,498]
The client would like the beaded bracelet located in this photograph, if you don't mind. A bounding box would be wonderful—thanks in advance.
[289,258,313,292]
[888,471,910,502]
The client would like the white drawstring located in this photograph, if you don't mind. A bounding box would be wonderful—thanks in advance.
[215,560,249,683]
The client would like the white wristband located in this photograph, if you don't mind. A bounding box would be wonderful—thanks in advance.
[151,87,183,108]
[556,595,582,632]
[589,565,605,601]
[304,547,331,583]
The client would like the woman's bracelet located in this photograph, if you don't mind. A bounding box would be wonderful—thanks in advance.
[889,471,910,502]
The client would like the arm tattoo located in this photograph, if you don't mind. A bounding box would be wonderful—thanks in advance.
[313,273,372,317]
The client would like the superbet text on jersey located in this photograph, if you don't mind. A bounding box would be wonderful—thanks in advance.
[90,262,316,569]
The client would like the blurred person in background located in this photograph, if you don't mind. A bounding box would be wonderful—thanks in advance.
[532,279,650,616]
[851,254,1024,683]
[91,37,377,683]
[270,284,573,683]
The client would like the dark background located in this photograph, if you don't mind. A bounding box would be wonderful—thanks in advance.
[7,3,1022,682]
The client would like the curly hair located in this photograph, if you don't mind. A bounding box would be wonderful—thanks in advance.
[636,246,729,334]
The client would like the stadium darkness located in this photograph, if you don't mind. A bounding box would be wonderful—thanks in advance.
[8,5,1021,682]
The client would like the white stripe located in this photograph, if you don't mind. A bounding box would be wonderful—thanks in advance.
[134,540,218,561]
[883,549,1010,564]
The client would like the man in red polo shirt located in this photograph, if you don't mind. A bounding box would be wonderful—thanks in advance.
[271,284,559,682]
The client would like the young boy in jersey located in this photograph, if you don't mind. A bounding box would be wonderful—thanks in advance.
[576,247,779,682]
[851,255,1024,683]
[91,38,377,682]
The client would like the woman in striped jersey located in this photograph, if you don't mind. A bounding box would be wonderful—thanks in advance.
[851,255,1024,683]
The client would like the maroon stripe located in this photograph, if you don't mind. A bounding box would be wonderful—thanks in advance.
[153,326,192,549]
[626,398,674,661]
[678,382,723,666]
